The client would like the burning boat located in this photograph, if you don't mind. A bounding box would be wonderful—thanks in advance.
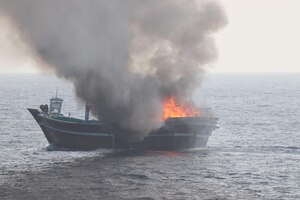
[143,97,218,150]
[28,96,218,151]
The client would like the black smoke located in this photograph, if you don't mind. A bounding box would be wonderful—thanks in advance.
[0,0,227,141]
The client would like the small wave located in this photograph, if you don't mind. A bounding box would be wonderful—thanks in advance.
[127,173,149,180]
[108,149,145,158]
[46,144,74,151]
[136,197,155,200]
[260,145,300,151]
[253,122,272,126]
[281,146,300,150]
[243,145,300,154]
[45,144,114,154]
[257,104,272,108]
[233,146,242,148]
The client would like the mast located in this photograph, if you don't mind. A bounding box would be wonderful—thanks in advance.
[85,103,90,121]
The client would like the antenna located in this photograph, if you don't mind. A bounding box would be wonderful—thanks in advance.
[56,87,59,98]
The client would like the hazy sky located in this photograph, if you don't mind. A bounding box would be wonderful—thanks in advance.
[213,0,300,73]
[0,0,299,73]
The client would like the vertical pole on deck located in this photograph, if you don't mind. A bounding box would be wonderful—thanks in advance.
[85,103,90,121]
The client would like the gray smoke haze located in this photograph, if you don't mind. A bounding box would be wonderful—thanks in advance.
[0,0,227,141]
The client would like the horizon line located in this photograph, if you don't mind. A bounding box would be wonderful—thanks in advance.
[1,71,300,75]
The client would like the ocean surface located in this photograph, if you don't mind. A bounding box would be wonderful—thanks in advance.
[0,73,299,199]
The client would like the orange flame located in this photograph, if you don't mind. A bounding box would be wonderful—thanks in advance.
[161,96,200,121]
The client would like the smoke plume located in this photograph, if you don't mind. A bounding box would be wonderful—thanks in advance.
[0,0,227,141]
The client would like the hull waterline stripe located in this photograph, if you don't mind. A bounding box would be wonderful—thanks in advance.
[41,123,112,137]
[148,133,210,137]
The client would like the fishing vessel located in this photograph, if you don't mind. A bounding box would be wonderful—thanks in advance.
[28,96,218,151]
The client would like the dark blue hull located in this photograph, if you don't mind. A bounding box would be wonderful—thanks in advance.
[28,108,216,151]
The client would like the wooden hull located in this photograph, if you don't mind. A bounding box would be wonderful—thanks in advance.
[28,108,217,151]
[41,125,114,150]
[143,134,210,151]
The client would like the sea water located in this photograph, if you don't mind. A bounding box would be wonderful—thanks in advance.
[0,73,299,199]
